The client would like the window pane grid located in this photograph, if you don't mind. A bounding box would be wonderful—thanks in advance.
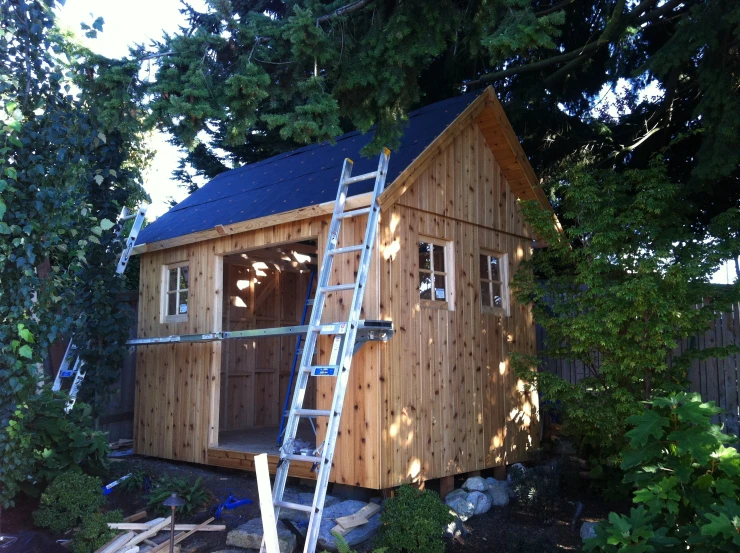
[166,265,189,317]
[480,253,505,312]
[419,240,448,303]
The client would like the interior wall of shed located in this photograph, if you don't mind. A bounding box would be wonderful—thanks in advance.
[217,246,318,453]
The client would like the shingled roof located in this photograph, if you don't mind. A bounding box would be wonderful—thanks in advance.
[137,92,483,245]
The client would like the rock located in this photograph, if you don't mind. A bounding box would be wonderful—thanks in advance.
[445,491,475,521]
[226,518,296,553]
[292,500,382,552]
[581,521,599,541]
[487,479,510,507]
[443,512,463,539]
[279,492,338,522]
[462,475,488,492]
[467,491,491,515]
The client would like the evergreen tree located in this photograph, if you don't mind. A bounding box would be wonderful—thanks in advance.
[104,0,739,239]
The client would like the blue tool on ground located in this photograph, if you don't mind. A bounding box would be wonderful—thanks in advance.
[102,473,132,496]
[213,492,252,519]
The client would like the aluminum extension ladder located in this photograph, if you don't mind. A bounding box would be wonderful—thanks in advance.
[52,204,148,412]
[262,148,390,553]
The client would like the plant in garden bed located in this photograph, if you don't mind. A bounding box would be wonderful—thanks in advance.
[72,510,124,553]
[584,392,740,552]
[512,161,740,480]
[33,472,106,533]
[325,532,387,553]
[375,484,453,553]
[146,475,210,517]
[509,464,560,524]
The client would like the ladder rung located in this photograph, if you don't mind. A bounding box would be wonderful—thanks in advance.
[319,283,356,293]
[310,323,348,334]
[336,207,371,219]
[274,500,314,513]
[294,409,332,417]
[285,454,323,464]
[329,244,364,256]
[120,213,137,221]
[343,171,377,185]
[302,365,339,376]
[306,299,315,305]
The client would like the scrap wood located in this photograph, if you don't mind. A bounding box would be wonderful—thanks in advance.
[118,547,139,553]
[149,517,216,553]
[123,511,147,523]
[109,522,226,531]
[96,532,135,553]
[125,516,171,548]
[331,503,381,536]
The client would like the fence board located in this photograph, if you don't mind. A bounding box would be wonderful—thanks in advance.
[536,303,740,438]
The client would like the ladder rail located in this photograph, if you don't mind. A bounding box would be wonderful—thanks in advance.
[52,204,148,412]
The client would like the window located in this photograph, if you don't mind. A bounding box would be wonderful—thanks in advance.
[419,238,453,309]
[480,251,508,315]
[163,262,189,322]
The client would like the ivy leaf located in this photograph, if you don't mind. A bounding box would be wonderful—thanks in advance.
[17,324,34,343]
[18,345,33,359]
[99,218,115,231]
[0,199,5,221]
[625,410,669,448]
[94,175,104,185]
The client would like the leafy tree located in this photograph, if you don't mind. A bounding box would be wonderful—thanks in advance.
[584,393,740,552]
[0,0,147,507]
[94,0,739,242]
[511,160,740,473]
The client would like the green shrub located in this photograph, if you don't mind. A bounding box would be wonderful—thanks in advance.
[376,484,453,553]
[71,510,123,553]
[509,464,560,524]
[584,392,740,552]
[147,475,210,517]
[324,532,387,553]
[1,390,110,507]
[33,471,105,533]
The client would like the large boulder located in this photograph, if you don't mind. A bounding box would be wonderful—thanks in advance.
[443,513,464,539]
[226,518,296,553]
[467,491,492,515]
[445,490,475,521]
[581,521,600,542]
[462,476,488,492]
[486,479,510,507]
[293,500,383,552]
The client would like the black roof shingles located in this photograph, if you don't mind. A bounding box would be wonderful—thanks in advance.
[138,92,479,245]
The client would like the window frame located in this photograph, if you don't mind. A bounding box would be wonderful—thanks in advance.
[162,261,190,323]
[479,250,509,316]
[418,236,455,311]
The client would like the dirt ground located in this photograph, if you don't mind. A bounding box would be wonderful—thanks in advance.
[1,453,621,552]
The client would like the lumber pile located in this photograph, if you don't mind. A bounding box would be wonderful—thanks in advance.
[330,503,381,537]
[109,438,134,450]
[93,513,223,553]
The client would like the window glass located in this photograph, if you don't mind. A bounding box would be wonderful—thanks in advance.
[164,264,189,320]
[480,252,507,314]
[419,240,449,304]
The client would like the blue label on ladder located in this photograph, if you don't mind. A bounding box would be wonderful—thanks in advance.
[60,370,74,378]
[313,367,337,376]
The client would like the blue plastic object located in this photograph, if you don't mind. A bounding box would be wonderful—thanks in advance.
[137,92,480,245]
[213,493,252,520]
[102,473,131,496]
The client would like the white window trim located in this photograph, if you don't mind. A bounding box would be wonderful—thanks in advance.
[480,250,509,316]
[162,260,189,323]
[419,236,455,311]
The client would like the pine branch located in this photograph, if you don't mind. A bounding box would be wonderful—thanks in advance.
[316,0,374,25]
[534,0,574,17]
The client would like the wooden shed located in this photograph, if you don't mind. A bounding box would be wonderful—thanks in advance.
[131,87,552,490]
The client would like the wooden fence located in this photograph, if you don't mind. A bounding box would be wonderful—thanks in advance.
[536,303,740,437]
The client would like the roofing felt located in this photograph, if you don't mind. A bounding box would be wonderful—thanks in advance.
[137,91,481,245]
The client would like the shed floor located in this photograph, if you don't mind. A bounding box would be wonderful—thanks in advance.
[217,423,316,455]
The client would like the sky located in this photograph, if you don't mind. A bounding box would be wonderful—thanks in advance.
[55,0,208,219]
[55,1,735,284]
